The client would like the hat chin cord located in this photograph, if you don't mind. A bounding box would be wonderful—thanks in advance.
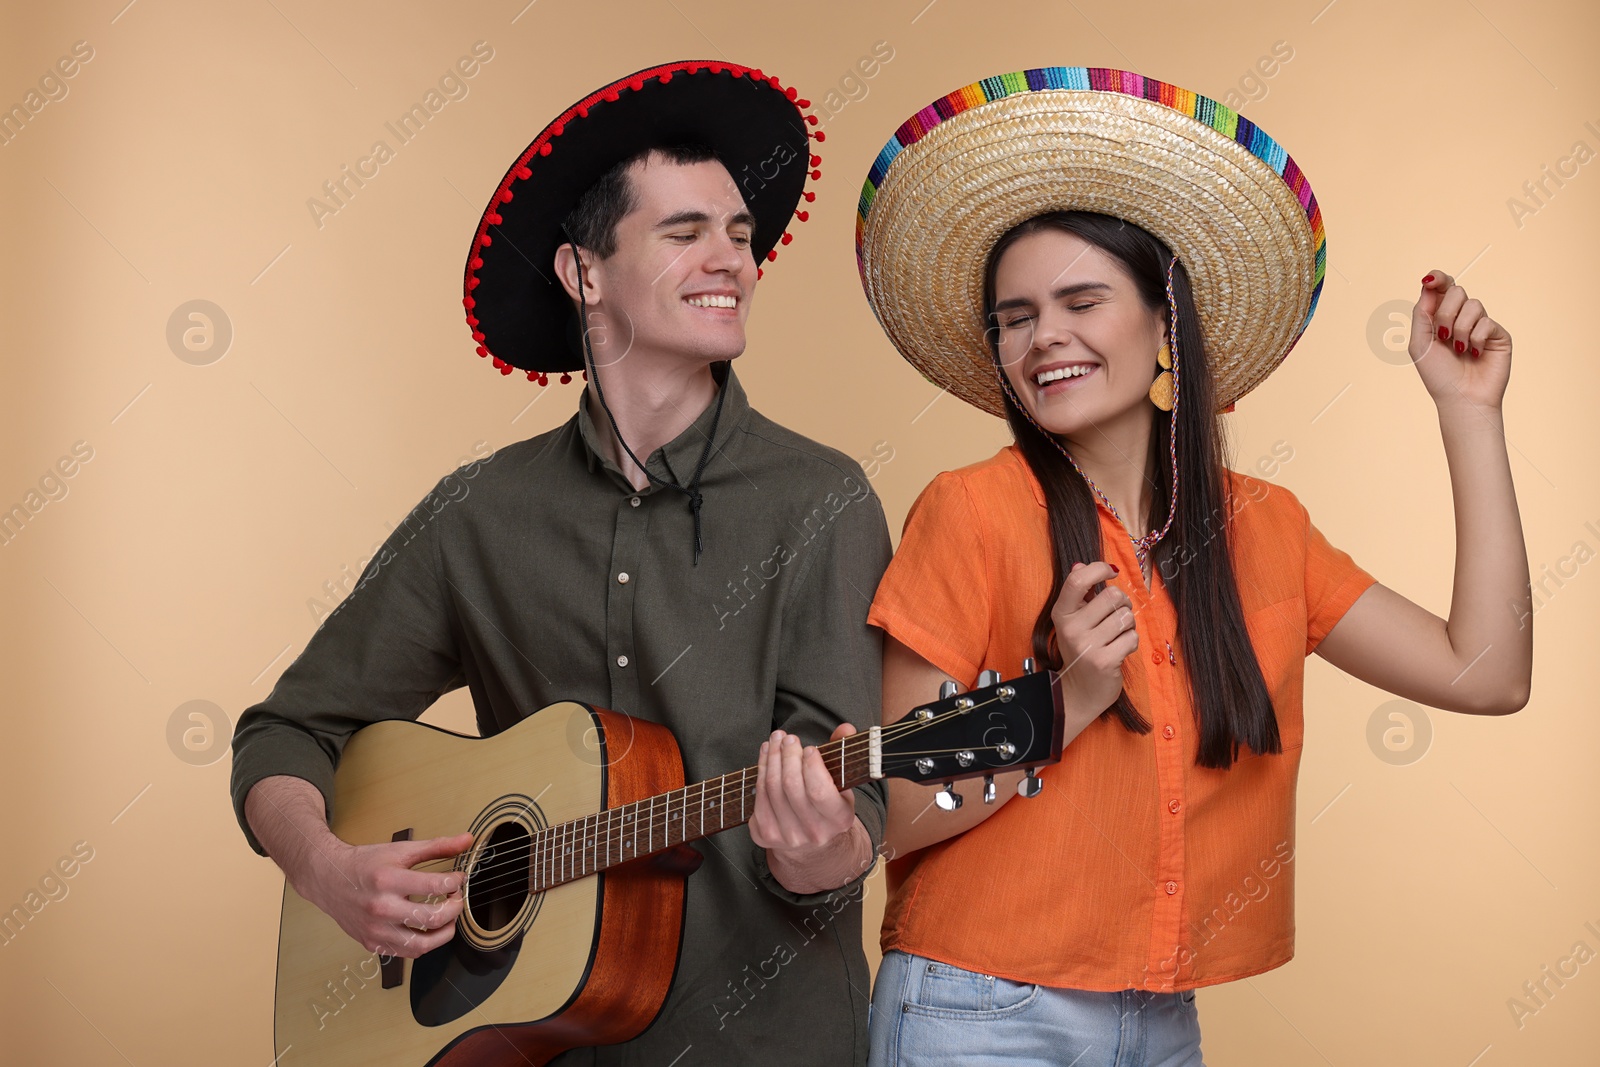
[564,225,726,565]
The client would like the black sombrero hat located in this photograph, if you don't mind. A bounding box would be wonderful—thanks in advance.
[463,60,824,385]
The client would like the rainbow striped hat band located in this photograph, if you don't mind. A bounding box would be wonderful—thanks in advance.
[854,66,1325,418]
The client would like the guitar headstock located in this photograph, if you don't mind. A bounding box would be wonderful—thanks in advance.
[873,662,1064,807]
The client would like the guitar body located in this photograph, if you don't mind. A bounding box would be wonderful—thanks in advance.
[269,667,1065,1065]
[274,701,696,1066]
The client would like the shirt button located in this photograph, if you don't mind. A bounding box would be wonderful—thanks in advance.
[1151,650,1163,664]
[617,572,630,584]
[1165,880,1178,895]
[1162,725,1175,739]
[616,655,629,668]
[1168,799,1182,814]
[630,496,641,507]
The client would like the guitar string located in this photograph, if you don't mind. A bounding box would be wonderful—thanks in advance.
[445,743,1018,897]
[416,739,1026,905]
[404,698,1001,883]
[405,691,1034,894]
[456,745,1033,908]
[403,688,1042,897]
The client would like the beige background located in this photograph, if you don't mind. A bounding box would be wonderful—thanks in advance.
[1,0,1596,1062]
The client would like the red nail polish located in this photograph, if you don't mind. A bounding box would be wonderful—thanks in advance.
[1422,274,1435,284]
[1438,325,1450,340]
[1109,564,1120,574]
[1471,347,1480,357]
[1454,340,1465,354]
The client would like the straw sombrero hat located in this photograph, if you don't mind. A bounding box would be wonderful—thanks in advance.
[855,67,1325,417]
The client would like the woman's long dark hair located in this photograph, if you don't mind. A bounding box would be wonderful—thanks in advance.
[983,211,1278,769]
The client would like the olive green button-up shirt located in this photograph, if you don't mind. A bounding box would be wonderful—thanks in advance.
[229,362,891,1066]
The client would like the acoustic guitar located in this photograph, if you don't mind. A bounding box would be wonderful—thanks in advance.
[272,664,1063,1065]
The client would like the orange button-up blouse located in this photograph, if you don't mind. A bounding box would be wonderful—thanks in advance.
[867,445,1378,992]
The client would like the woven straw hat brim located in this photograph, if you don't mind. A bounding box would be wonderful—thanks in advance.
[856,70,1324,417]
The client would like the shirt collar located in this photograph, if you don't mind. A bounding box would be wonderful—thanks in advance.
[1005,444,1049,509]
[577,361,747,490]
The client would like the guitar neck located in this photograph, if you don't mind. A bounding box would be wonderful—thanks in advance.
[526,733,874,893]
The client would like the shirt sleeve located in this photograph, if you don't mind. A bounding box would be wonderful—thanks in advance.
[752,470,894,907]
[1301,497,1380,657]
[865,471,991,686]
[227,475,465,856]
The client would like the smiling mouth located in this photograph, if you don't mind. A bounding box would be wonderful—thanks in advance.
[685,294,738,310]
[1034,364,1097,389]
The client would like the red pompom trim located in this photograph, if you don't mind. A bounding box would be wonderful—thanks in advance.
[467,60,816,386]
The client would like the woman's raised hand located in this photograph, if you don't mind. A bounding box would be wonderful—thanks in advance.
[1048,560,1139,729]
[1409,270,1513,412]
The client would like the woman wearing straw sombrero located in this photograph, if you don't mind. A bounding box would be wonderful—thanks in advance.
[856,68,1531,1063]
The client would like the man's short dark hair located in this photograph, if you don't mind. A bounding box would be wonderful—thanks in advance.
[562,142,727,259]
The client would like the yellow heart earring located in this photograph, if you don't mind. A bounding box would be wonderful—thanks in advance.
[1149,341,1174,411]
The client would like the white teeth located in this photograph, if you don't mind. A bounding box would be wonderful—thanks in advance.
[1035,365,1095,385]
[687,294,737,308]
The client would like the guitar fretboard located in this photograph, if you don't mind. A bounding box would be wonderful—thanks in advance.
[521,732,876,893]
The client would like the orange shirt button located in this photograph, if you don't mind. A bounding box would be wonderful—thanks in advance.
[1151,650,1163,664]
[1168,799,1181,814]
[1165,880,1178,895]
[1162,725,1175,739]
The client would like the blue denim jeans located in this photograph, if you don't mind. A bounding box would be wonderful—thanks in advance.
[868,950,1205,1067]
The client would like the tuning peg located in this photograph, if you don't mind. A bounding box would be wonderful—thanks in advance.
[977,669,1000,688]
[1023,657,1037,674]
[934,782,963,811]
[939,681,959,700]
[1017,768,1044,798]
[982,774,996,804]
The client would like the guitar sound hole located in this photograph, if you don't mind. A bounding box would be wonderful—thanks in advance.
[466,820,530,933]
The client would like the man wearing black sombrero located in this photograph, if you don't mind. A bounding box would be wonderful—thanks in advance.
[229,61,889,1065]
